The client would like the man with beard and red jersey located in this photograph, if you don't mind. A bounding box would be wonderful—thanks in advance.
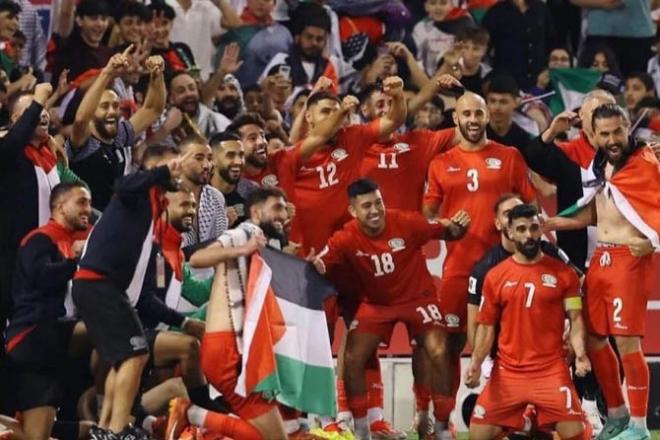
[177,135,228,247]
[466,204,590,440]
[313,179,470,440]
[67,50,167,211]
[5,182,92,440]
[422,91,537,438]
[544,104,660,440]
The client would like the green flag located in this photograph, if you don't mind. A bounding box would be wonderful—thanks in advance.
[549,68,602,115]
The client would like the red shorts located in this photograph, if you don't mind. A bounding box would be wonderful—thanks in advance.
[585,245,653,337]
[471,362,583,429]
[200,331,275,420]
[349,299,446,345]
[437,276,468,333]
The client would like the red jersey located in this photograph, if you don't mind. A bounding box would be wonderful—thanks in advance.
[424,142,536,278]
[290,120,381,253]
[478,255,580,373]
[320,210,445,305]
[360,128,456,211]
[557,132,596,169]
[243,146,300,197]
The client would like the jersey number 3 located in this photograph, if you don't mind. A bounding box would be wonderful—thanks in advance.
[467,168,479,192]
[371,253,395,276]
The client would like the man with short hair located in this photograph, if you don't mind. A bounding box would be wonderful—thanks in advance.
[259,2,337,91]
[145,2,197,78]
[6,182,91,440]
[177,135,228,246]
[545,104,660,440]
[313,178,470,439]
[485,74,530,150]
[67,51,167,210]
[466,203,590,440]
[209,131,257,227]
[113,1,151,47]
[71,151,189,439]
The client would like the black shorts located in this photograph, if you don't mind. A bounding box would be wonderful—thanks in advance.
[6,321,75,411]
[72,279,148,365]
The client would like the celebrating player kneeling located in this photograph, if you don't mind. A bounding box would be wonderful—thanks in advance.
[313,178,470,440]
[466,204,591,440]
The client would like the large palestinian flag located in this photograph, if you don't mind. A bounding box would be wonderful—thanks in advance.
[235,247,337,416]
[549,68,602,115]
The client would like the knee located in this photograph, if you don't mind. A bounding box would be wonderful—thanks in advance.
[182,336,201,360]
[614,336,641,355]
[342,350,367,378]
[426,345,449,368]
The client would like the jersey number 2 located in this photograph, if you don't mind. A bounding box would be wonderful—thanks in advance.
[317,163,339,189]
[371,253,395,276]
[467,168,479,192]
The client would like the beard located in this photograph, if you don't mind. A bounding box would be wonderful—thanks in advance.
[260,220,285,241]
[172,215,194,233]
[219,167,241,184]
[601,141,628,165]
[94,119,118,140]
[216,97,241,119]
[246,152,267,169]
[458,121,486,144]
[515,238,542,260]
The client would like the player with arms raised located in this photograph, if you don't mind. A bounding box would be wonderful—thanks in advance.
[466,204,590,440]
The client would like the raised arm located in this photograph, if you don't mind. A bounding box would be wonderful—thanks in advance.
[0,83,52,158]
[377,76,407,140]
[70,49,132,148]
[201,43,243,106]
[212,0,243,29]
[386,42,429,90]
[408,73,462,119]
[299,94,359,161]
[130,56,167,135]
[56,0,76,38]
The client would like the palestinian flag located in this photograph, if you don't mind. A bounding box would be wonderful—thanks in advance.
[549,68,602,115]
[559,146,660,248]
[236,247,337,417]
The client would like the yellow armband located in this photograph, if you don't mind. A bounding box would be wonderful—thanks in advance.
[564,296,582,311]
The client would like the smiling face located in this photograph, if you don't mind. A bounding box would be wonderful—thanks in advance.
[454,92,489,145]
[166,190,197,233]
[361,90,392,121]
[93,90,120,141]
[57,187,93,231]
[548,48,571,69]
[181,142,213,186]
[118,15,146,45]
[349,190,386,235]
[593,114,630,165]
[148,15,172,48]
[0,11,18,41]
[253,195,289,240]
[214,140,245,184]
[76,14,110,48]
[12,94,50,141]
[170,73,200,116]
[425,0,453,22]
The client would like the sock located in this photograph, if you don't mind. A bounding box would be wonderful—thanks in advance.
[195,408,263,438]
[365,359,383,412]
[348,394,368,419]
[187,405,209,427]
[432,394,455,424]
[434,420,447,433]
[413,383,431,412]
[336,378,350,416]
[621,351,649,421]
[141,416,156,433]
[589,344,626,411]
[354,416,370,439]
[367,407,383,425]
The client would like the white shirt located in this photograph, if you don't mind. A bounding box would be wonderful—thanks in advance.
[166,0,223,79]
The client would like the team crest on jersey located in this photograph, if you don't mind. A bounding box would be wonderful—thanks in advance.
[393,142,411,152]
[331,148,349,161]
[445,314,460,327]
[261,174,279,187]
[485,157,502,169]
[388,238,406,252]
[541,274,558,288]
[473,405,486,419]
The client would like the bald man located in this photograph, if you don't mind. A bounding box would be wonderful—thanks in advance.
[422,91,537,436]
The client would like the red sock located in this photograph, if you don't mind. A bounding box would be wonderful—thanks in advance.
[365,360,383,410]
[589,344,625,409]
[432,394,455,423]
[336,378,349,413]
[621,351,649,417]
[413,383,431,412]
[452,354,461,396]
[348,394,368,419]
[202,411,263,439]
